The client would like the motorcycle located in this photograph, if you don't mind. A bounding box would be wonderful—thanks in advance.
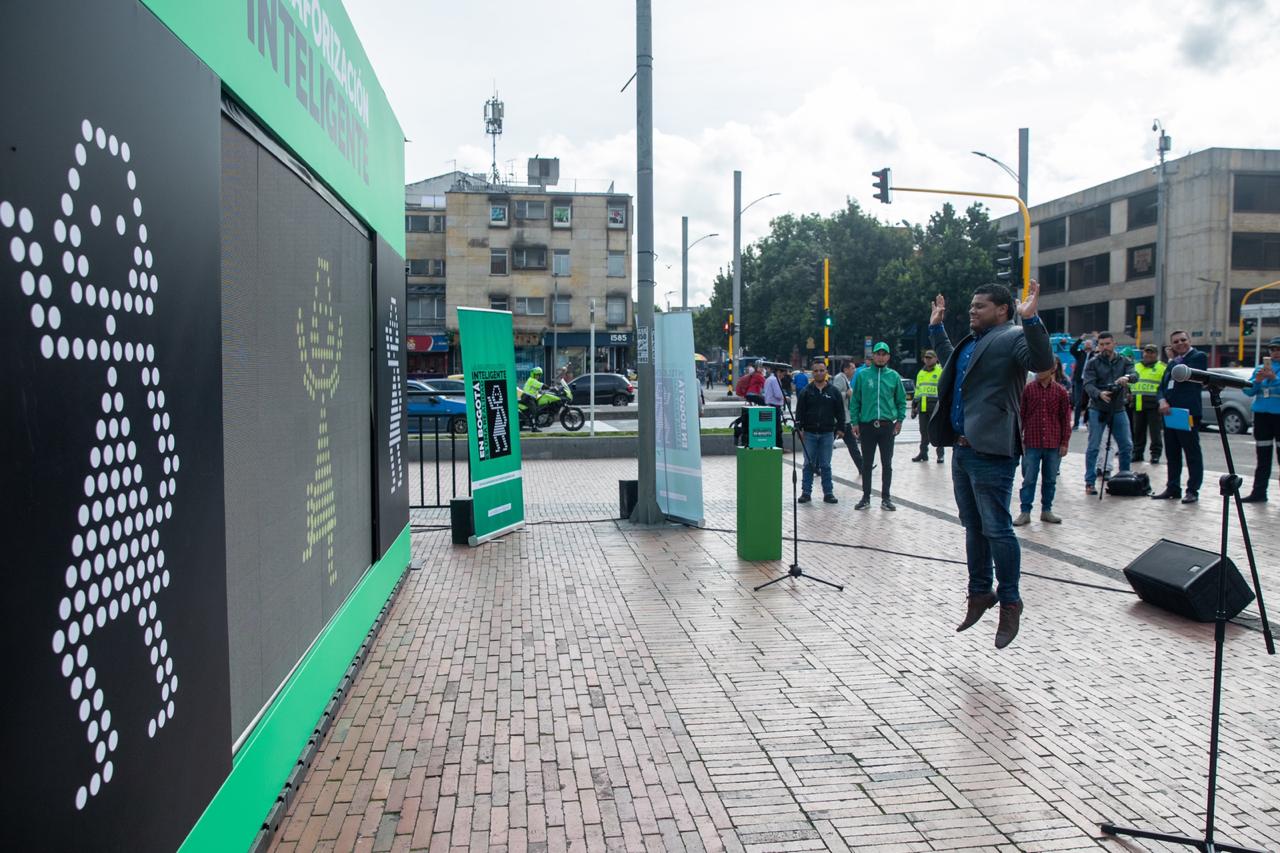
[518,380,585,432]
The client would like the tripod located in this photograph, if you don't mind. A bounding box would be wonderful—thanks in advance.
[755,399,843,593]
[1094,406,1117,502]
[1100,385,1275,853]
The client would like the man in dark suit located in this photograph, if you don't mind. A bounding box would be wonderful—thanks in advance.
[1151,329,1209,503]
[928,282,1054,649]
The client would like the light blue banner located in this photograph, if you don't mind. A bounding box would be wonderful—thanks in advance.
[654,312,704,525]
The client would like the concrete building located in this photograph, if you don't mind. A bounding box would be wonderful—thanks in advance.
[996,148,1280,365]
[404,163,634,378]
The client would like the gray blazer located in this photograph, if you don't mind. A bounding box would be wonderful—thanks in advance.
[928,319,1055,457]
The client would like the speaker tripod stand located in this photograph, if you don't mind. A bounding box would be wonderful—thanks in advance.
[1100,384,1274,853]
[755,400,843,593]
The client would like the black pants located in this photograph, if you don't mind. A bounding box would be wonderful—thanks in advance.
[917,405,943,459]
[1163,425,1203,494]
[1250,411,1280,497]
[1072,385,1086,428]
[1130,403,1163,459]
[859,421,896,500]
[839,423,865,472]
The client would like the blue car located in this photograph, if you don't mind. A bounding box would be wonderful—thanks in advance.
[406,380,468,435]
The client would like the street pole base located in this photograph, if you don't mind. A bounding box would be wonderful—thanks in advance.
[1099,821,1266,853]
[754,563,844,592]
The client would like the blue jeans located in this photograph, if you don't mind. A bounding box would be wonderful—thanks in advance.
[801,431,835,497]
[1085,408,1132,486]
[1019,448,1061,513]
[952,446,1021,604]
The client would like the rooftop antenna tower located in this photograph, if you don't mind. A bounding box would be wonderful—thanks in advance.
[484,90,504,185]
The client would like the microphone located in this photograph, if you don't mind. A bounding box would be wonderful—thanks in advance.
[1170,363,1253,390]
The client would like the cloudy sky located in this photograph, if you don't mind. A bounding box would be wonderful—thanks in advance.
[347,0,1280,307]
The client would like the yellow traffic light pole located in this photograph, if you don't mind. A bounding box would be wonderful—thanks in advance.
[892,186,1032,301]
[1236,278,1280,362]
[823,257,830,360]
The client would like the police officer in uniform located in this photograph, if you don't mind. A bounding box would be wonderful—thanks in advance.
[911,350,944,463]
[1242,336,1280,502]
[1129,343,1166,464]
[522,366,545,432]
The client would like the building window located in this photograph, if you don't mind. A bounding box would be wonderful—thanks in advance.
[1125,297,1154,334]
[490,248,509,275]
[551,249,571,277]
[1127,189,1158,230]
[1068,300,1110,336]
[489,204,508,227]
[1039,262,1066,293]
[514,296,546,316]
[553,294,571,325]
[1039,307,1065,333]
[1126,244,1155,280]
[606,296,627,325]
[407,258,429,276]
[1039,217,1066,252]
[407,287,446,324]
[489,294,509,312]
[607,250,625,277]
[512,246,548,270]
[515,200,547,220]
[1231,232,1280,269]
[552,204,572,228]
[1069,204,1111,245]
[1068,252,1111,289]
[1234,175,1280,213]
[405,214,445,232]
[607,201,627,228]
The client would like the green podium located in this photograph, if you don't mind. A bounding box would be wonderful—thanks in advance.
[736,447,782,560]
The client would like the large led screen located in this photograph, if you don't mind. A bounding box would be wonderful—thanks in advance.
[221,118,374,738]
[0,1,232,849]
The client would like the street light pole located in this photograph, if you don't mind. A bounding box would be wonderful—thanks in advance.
[972,128,1029,203]
[730,177,779,378]
[552,274,559,376]
[680,219,718,310]
[1153,120,1172,345]
[631,0,661,524]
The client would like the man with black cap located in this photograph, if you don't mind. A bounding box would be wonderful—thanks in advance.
[851,342,907,510]
[1242,336,1280,502]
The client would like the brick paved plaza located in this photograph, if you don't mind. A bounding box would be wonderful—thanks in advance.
[273,444,1280,852]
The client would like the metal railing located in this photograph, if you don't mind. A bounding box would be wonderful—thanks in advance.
[407,415,470,509]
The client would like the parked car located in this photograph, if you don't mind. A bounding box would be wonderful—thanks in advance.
[568,373,635,406]
[416,377,465,398]
[406,383,467,435]
[1198,368,1254,434]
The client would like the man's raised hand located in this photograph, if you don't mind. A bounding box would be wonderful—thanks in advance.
[1016,280,1040,320]
[930,294,946,326]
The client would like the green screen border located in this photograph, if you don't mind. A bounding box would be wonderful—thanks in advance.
[179,524,411,852]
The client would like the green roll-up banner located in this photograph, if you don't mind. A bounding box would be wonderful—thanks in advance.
[459,308,524,544]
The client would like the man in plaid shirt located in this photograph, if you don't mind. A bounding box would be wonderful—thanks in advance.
[1014,363,1073,526]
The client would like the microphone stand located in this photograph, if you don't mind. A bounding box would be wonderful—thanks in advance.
[755,397,844,593]
[1100,383,1274,853]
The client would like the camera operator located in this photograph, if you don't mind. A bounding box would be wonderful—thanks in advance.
[1081,332,1138,495]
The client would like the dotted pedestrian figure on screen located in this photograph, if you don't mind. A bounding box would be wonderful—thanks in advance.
[385,297,403,493]
[3,118,179,811]
[298,259,343,586]
[488,383,509,455]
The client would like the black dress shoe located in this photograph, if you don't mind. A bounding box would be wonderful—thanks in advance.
[957,592,997,632]
[911,454,927,462]
[1151,488,1181,500]
[1241,493,1267,503]
[994,602,1024,649]
[823,494,838,504]
[798,494,812,503]
[1181,491,1199,504]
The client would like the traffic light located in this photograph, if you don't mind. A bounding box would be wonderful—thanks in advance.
[872,168,892,204]
[723,320,730,333]
[1243,318,1257,337]
[995,239,1023,290]
[824,314,833,328]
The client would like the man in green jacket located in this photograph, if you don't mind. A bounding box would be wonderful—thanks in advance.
[851,342,907,510]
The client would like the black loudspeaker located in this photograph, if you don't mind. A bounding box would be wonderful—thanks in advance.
[450,498,474,545]
[1123,539,1255,622]
[619,480,639,518]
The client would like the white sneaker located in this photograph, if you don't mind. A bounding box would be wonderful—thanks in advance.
[1012,512,1031,526]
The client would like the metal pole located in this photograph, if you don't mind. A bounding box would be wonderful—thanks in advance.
[681,215,689,309]
[552,276,558,378]
[1153,129,1169,345]
[1017,128,1029,204]
[631,0,661,523]
[733,170,742,370]
[590,298,597,436]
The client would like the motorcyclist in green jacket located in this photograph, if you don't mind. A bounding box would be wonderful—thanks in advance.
[522,367,545,433]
